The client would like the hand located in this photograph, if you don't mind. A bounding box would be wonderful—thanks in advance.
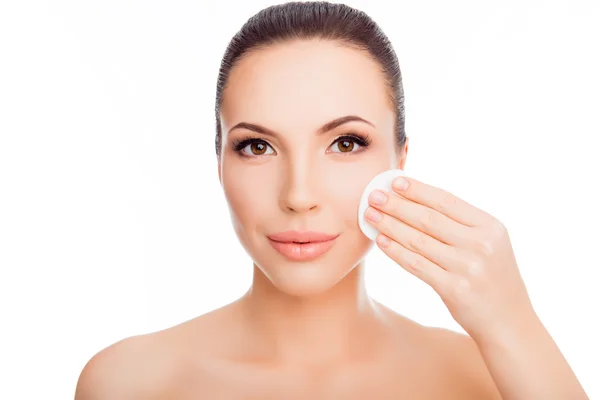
[364,176,538,342]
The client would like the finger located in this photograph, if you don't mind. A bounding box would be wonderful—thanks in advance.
[365,206,464,272]
[368,189,472,247]
[376,233,452,293]
[391,176,493,227]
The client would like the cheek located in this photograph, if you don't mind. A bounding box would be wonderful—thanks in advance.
[222,161,276,225]
[324,162,387,229]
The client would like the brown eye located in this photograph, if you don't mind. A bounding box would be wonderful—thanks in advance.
[336,140,355,153]
[236,139,274,156]
[329,134,371,154]
[250,142,267,155]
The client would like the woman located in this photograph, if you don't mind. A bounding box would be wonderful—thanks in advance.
[75,2,588,399]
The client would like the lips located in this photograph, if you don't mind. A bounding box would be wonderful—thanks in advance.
[267,230,339,243]
[267,230,340,261]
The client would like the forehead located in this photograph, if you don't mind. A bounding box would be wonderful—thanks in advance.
[221,39,393,133]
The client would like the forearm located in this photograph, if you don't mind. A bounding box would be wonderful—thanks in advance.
[474,314,588,400]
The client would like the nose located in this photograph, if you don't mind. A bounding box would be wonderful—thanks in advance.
[279,159,319,213]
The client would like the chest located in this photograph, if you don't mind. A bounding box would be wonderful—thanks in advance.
[167,357,472,399]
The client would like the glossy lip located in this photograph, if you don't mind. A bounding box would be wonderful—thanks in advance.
[267,230,339,243]
[267,231,340,262]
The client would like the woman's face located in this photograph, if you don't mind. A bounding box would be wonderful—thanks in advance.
[219,39,407,297]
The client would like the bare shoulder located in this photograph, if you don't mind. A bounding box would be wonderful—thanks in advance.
[74,332,177,400]
[426,326,503,399]
[74,305,237,399]
[374,302,502,399]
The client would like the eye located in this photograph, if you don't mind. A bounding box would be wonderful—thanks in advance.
[234,139,275,157]
[329,134,372,154]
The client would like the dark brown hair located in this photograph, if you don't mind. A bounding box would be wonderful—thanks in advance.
[214,1,406,157]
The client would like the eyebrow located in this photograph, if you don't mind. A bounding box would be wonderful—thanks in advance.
[227,115,376,138]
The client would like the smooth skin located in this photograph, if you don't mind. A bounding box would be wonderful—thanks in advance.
[74,38,588,399]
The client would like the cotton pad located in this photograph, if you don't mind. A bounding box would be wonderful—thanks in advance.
[358,169,407,241]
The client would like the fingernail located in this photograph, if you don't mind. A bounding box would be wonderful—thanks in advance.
[365,207,383,222]
[369,190,387,205]
[393,177,408,191]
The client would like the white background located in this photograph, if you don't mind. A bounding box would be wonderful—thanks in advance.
[1,0,598,398]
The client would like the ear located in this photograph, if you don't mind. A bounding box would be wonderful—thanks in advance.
[396,136,409,170]
[217,159,222,186]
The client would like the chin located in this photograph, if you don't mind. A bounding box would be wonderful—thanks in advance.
[248,233,374,298]
[259,260,353,297]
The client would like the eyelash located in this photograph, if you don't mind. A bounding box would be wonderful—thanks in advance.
[232,133,373,157]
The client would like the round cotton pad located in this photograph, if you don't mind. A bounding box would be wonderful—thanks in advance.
[358,169,407,241]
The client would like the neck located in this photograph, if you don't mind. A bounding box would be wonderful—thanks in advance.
[238,261,390,366]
